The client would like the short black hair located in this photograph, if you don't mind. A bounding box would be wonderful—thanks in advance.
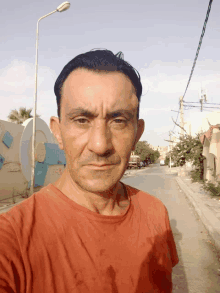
[54,49,142,119]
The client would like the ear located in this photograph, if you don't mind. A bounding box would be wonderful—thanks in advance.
[132,119,145,150]
[50,116,64,150]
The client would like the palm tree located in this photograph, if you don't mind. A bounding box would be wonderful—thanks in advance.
[8,107,40,124]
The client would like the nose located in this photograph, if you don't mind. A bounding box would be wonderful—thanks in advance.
[87,120,113,156]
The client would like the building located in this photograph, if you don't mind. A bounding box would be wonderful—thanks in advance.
[148,145,169,160]
[200,124,220,183]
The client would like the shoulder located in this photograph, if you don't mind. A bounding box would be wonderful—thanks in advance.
[124,183,169,227]
[125,183,167,212]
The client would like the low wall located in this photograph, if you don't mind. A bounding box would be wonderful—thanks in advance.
[0,118,66,203]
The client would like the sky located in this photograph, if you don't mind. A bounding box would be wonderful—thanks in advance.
[1,0,219,146]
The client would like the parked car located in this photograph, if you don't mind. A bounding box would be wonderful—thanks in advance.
[160,160,165,166]
[142,161,148,167]
[128,155,141,169]
[139,161,144,168]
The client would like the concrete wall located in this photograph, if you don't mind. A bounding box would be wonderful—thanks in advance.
[0,118,66,203]
[0,120,27,201]
[202,129,220,183]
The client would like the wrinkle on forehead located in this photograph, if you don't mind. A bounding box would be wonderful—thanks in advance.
[62,69,139,119]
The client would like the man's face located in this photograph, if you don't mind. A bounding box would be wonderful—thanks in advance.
[51,68,144,193]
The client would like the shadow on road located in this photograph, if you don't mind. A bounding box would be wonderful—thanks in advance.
[170,219,189,293]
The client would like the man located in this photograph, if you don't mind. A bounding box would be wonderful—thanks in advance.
[0,49,178,292]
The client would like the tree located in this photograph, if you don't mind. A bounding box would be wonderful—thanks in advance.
[168,133,205,180]
[135,141,150,161]
[135,141,160,163]
[8,107,40,124]
[152,150,160,163]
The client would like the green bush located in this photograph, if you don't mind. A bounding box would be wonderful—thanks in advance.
[165,156,169,166]
[135,141,160,163]
[190,169,204,183]
[202,181,220,197]
[167,132,205,181]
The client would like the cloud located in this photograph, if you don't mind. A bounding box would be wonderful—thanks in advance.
[0,60,56,122]
[140,107,172,115]
[139,59,220,98]
[0,60,56,94]
[0,60,34,94]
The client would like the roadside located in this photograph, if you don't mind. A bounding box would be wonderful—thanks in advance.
[0,166,152,214]
[123,165,153,177]
[3,163,220,254]
[0,197,25,214]
[165,166,220,252]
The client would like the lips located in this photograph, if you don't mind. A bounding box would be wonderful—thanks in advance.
[88,164,113,167]
[85,163,118,170]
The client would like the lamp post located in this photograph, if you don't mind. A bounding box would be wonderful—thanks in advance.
[30,1,70,195]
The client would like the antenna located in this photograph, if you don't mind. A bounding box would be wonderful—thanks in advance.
[199,86,208,111]
[202,88,208,102]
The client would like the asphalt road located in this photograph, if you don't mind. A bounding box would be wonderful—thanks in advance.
[122,164,220,293]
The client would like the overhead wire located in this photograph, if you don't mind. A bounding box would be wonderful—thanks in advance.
[184,105,220,109]
[182,0,213,101]
[171,0,213,133]
[183,101,220,105]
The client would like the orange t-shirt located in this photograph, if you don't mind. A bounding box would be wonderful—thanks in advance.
[0,183,178,293]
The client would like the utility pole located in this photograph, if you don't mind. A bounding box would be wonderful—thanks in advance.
[179,96,184,136]
[169,131,172,169]
[199,87,207,112]
[199,88,203,112]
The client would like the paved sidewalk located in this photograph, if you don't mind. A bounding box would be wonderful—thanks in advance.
[166,167,220,251]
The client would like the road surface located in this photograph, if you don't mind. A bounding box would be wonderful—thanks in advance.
[122,164,220,293]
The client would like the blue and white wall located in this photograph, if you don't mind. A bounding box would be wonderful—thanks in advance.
[0,118,66,199]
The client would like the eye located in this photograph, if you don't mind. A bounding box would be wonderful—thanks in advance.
[73,118,90,125]
[114,118,126,124]
[111,118,127,129]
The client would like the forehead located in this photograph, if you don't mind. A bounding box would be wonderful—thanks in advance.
[61,68,138,112]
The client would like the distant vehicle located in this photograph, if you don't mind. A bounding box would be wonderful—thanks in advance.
[142,161,148,167]
[128,155,141,169]
[160,160,165,166]
[140,161,147,168]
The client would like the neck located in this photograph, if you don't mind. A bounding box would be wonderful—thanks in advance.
[53,169,130,216]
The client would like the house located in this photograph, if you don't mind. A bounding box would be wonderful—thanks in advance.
[200,124,220,183]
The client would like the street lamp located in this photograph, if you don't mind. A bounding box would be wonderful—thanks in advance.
[30,2,70,195]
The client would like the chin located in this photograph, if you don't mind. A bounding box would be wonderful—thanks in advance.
[71,167,125,193]
[75,178,118,193]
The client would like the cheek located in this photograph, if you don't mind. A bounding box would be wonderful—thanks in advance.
[113,131,136,158]
[60,131,86,160]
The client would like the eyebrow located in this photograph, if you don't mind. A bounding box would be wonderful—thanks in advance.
[66,107,136,120]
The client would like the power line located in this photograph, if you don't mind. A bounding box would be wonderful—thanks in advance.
[182,0,213,101]
[184,105,220,109]
[183,101,220,105]
[183,101,200,104]
[171,0,213,134]
[205,102,220,105]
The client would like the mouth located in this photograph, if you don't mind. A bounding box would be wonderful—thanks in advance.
[86,163,117,170]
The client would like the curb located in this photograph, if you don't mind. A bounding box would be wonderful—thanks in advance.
[164,170,178,177]
[123,167,149,178]
[175,176,220,252]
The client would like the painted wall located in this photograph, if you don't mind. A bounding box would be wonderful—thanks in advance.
[202,128,220,183]
[0,118,66,204]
